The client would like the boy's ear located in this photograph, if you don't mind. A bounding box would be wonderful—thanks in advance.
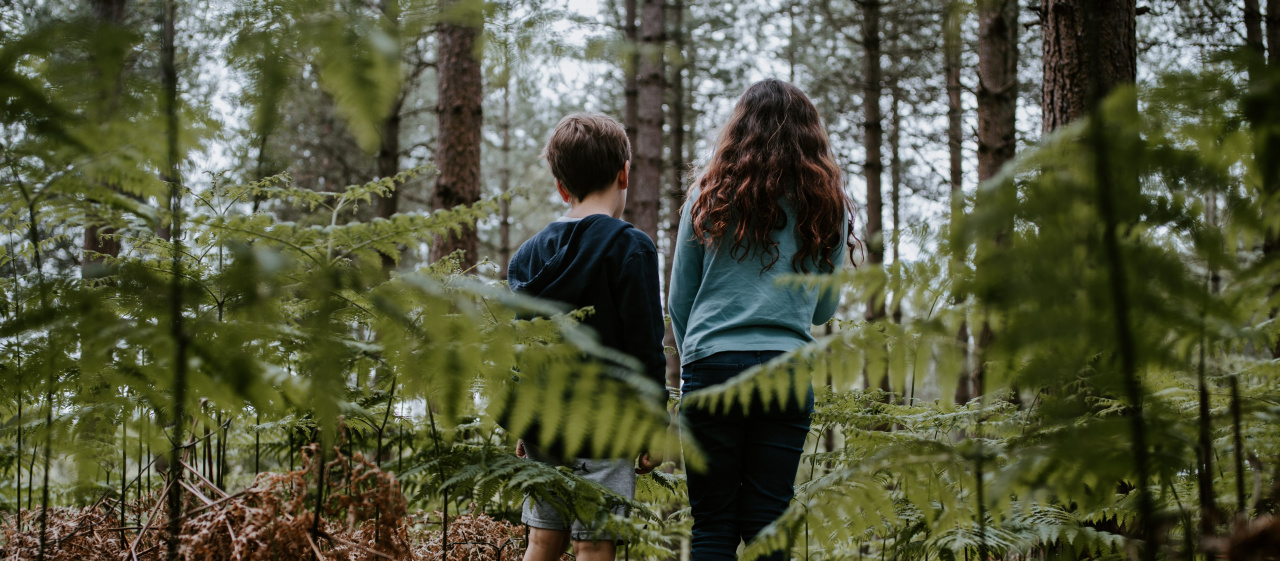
[617,160,630,191]
[556,179,572,203]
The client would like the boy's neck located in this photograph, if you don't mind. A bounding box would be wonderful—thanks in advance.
[565,186,624,219]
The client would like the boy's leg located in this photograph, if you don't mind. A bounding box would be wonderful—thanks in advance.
[524,527,571,561]
[572,539,617,561]
[565,458,634,559]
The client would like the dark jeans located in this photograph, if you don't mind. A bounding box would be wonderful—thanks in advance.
[680,351,813,561]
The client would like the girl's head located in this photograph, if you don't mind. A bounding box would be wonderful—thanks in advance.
[691,79,855,273]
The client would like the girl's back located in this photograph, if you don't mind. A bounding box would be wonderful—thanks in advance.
[671,79,855,561]
[668,192,845,365]
[668,78,854,367]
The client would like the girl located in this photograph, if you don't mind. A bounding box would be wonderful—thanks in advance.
[669,79,854,561]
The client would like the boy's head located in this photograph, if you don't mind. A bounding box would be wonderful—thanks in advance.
[543,113,630,215]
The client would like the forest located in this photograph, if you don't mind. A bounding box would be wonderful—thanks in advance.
[2,0,1280,559]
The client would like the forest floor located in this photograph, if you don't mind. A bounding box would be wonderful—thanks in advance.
[0,445,544,561]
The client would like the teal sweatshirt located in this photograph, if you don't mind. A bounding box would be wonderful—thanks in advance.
[669,188,846,366]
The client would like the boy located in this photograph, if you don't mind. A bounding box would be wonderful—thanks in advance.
[506,113,667,561]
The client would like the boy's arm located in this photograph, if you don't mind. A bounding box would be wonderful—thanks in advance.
[668,197,703,353]
[618,246,669,388]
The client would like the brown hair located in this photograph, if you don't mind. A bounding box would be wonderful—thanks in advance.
[691,79,856,273]
[542,113,631,200]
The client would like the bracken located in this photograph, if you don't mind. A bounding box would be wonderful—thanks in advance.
[1,444,545,560]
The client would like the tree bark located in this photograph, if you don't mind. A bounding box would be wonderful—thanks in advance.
[889,83,902,325]
[375,0,402,223]
[888,84,900,267]
[861,0,885,321]
[663,0,686,389]
[942,0,972,404]
[624,0,639,148]
[858,0,889,397]
[787,1,798,82]
[376,0,402,226]
[1043,1,1149,555]
[376,114,402,214]
[971,0,1019,400]
[625,0,664,242]
[433,9,483,270]
[945,0,963,201]
[500,82,513,280]
[83,0,128,277]
[1040,0,1136,133]
[1270,0,1279,66]
[376,106,401,269]
[159,0,189,558]
[1265,0,1280,357]
[977,0,1018,185]
[91,0,126,21]
[1246,0,1264,61]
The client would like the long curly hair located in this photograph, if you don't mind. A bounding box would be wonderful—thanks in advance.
[690,79,856,273]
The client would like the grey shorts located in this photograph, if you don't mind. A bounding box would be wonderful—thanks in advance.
[521,454,636,542]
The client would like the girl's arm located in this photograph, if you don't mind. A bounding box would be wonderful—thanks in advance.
[812,216,848,325]
[668,194,703,354]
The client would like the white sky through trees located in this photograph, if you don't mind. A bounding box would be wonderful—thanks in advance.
[188,0,1247,281]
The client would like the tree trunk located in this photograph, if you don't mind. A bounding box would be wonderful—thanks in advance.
[971,0,1019,400]
[376,119,402,205]
[376,108,402,269]
[82,240,122,280]
[889,84,902,325]
[787,1,798,82]
[945,0,963,202]
[859,0,889,397]
[1270,0,1279,66]
[433,9,483,270]
[500,82,512,280]
[1246,0,1264,61]
[977,0,1018,186]
[663,0,686,389]
[1043,1,1149,555]
[91,0,126,21]
[943,0,972,405]
[1196,334,1219,534]
[159,0,189,557]
[83,216,122,277]
[83,0,128,277]
[889,90,900,268]
[1040,0,1136,133]
[625,0,664,242]
[1265,0,1280,358]
[861,0,885,321]
[377,0,403,226]
[624,0,639,148]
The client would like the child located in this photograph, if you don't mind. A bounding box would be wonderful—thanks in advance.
[506,113,665,561]
[670,79,852,561]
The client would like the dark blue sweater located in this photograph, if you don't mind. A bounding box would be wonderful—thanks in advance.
[507,215,667,387]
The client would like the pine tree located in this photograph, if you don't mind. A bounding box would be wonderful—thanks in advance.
[976,0,1017,185]
[1040,0,1136,131]
[971,0,1018,398]
[943,0,970,404]
[1259,0,1280,358]
[625,0,665,242]
[860,0,885,323]
[624,0,640,148]
[1246,0,1264,60]
[433,0,484,269]
[82,0,129,278]
[663,0,688,387]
